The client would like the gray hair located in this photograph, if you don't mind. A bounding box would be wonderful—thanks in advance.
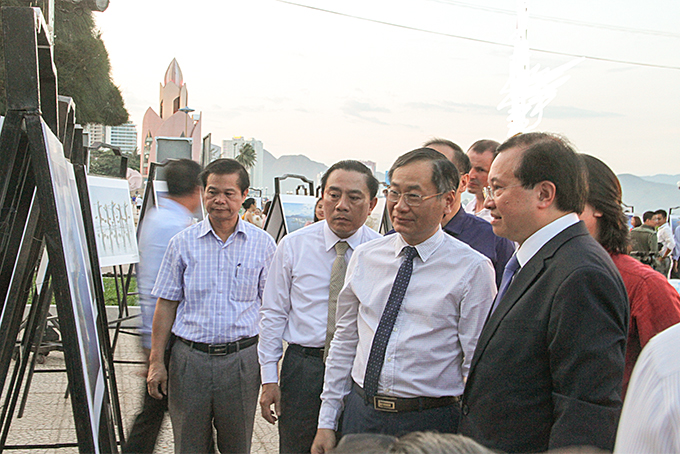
[389,432,496,454]
[388,148,459,193]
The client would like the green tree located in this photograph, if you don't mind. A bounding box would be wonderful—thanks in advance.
[0,0,128,125]
[235,143,257,170]
[89,149,138,177]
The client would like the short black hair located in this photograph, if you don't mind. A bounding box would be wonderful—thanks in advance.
[200,158,249,193]
[468,139,500,157]
[242,198,256,210]
[389,148,459,193]
[643,211,655,222]
[165,159,202,197]
[424,139,471,175]
[654,209,668,220]
[320,160,379,199]
[497,132,586,214]
[581,154,629,255]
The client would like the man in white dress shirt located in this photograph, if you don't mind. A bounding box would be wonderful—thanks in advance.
[614,323,680,454]
[464,139,499,222]
[653,209,675,277]
[311,148,496,453]
[259,160,381,453]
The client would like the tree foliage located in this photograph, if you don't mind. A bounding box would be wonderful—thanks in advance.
[0,0,128,125]
[236,143,257,170]
[88,149,139,178]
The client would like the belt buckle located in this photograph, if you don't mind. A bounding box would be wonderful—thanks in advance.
[373,396,398,412]
[208,344,228,355]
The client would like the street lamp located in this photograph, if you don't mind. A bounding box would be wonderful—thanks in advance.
[178,106,195,137]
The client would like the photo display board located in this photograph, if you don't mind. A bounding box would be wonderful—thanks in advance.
[264,194,316,243]
[87,175,139,267]
[41,119,106,450]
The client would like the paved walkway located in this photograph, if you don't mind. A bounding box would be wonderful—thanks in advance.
[2,330,279,453]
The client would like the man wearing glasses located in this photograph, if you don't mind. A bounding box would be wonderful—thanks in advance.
[311,148,496,453]
[258,161,381,454]
[459,133,628,453]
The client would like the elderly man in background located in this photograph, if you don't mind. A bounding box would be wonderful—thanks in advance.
[424,138,514,288]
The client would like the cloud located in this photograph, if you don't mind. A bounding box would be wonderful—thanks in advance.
[342,100,391,125]
[405,101,503,116]
[542,105,623,119]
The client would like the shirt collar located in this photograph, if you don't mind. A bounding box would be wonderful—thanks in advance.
[516,213,579,267]
[197,216,247,242]
[393,226,444,262]
[442,206,466,235]
[323,220,364,252]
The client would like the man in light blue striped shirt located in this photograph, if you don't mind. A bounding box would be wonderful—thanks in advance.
[147,159,276,454]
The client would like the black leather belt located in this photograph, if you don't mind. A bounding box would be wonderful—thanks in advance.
[179,335,258,356]
[353,382,460,413]
[288,343,324,358]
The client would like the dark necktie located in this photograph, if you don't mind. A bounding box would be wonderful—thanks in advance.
[490,253,520,315]
[363,246,418,399]
[324,241,349,361]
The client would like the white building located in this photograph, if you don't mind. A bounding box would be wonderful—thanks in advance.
[222,137,265,190]
[84,121,138,154]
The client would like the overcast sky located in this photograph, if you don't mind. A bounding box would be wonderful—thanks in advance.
[94,0,679,175]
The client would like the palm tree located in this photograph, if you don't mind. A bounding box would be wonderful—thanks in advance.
[235,143,257,170]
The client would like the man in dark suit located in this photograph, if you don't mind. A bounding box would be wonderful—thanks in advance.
[459,133,629,453]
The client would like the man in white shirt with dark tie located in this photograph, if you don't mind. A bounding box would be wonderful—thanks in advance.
[258,161,381,454]
[311,148,496,453]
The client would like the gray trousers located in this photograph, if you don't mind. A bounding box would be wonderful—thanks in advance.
[168,340,260,454]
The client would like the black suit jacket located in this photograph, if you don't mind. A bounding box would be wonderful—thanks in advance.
[459,221,629,453]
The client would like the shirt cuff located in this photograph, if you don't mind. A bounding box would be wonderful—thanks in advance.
[261,364,280,384]
[318,402,340,430]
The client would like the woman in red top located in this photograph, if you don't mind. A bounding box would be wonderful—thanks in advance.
[579,154,680,397]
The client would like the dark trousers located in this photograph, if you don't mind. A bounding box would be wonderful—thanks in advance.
[341,387,460,437]
[279,345,325,454]
[122,384,167,454]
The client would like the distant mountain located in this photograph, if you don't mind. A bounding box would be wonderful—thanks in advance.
[619,174,680,214]
[262,150,328,196]
[639,174,680,187]
[257,152,680,214]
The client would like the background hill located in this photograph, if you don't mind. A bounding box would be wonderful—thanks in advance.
[262,150,328,196]
[258,152,680,216]
[619,174,680,214]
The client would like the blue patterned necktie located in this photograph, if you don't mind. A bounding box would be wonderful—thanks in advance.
[363,246,418,399]
[490,253,520,315]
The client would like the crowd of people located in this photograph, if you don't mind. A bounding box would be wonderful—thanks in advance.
[123,132,680,454]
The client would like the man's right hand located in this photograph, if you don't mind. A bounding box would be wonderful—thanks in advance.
[311,429,336,454]
[259,383,281,424]
[147,361,167,399]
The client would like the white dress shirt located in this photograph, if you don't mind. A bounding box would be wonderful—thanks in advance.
[516,213,580,267]
[614,323,680,454]
[464,198,493,223]
[318,228,496,430]
[657,223,675,257]
[258,221,381,384]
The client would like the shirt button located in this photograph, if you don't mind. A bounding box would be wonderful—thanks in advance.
[393,327,397,332]
[385,388,390,393]
[387,357,392,362]
[462,404,469,415]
